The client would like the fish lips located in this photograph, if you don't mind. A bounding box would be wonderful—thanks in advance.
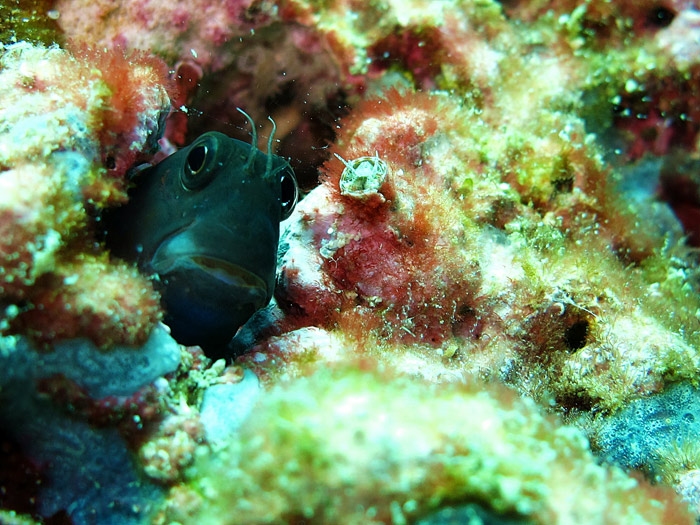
[150,231,270,311]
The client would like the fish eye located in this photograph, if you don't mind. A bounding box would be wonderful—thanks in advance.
[187,145,207,174]
[181,136,218,190]
[279,166,298,220]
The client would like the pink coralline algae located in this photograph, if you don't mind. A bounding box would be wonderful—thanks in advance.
[4,0,700,523]
[275,82,700,412]
[54,0,348,185]
[0,42,169,348]
[278,90,482,348]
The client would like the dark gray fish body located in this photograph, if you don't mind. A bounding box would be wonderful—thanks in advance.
[104,131,297,353]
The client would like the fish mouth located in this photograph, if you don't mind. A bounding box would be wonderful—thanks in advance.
[151,232,268,295]
[155,252,268,293]
[188,255,268,291]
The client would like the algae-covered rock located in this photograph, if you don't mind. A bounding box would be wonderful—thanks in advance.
[159,367,692,525]
[0,0,62,46]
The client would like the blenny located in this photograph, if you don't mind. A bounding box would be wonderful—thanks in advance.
[104,115,298,354]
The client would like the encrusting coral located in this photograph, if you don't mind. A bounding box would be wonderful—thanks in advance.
[276,84,700,413]
[157,366,692,525]
[0,41,169,348]
[0,40,178,520]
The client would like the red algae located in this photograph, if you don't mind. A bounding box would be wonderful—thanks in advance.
[69,44,174,187]
[0,42,169,348]
[278,89,482,347]
[10,255,161,349]
[269,0,700,420]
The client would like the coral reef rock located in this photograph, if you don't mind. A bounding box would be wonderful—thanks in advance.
[3,0,700,522]
[157,367,691,525]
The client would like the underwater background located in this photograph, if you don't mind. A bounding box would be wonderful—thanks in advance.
[2,0,700,523]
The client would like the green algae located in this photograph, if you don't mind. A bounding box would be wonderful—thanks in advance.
[159,366,691,524]
[0,0,63,46]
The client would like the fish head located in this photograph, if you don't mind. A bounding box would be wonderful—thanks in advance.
[105,131,298,350]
